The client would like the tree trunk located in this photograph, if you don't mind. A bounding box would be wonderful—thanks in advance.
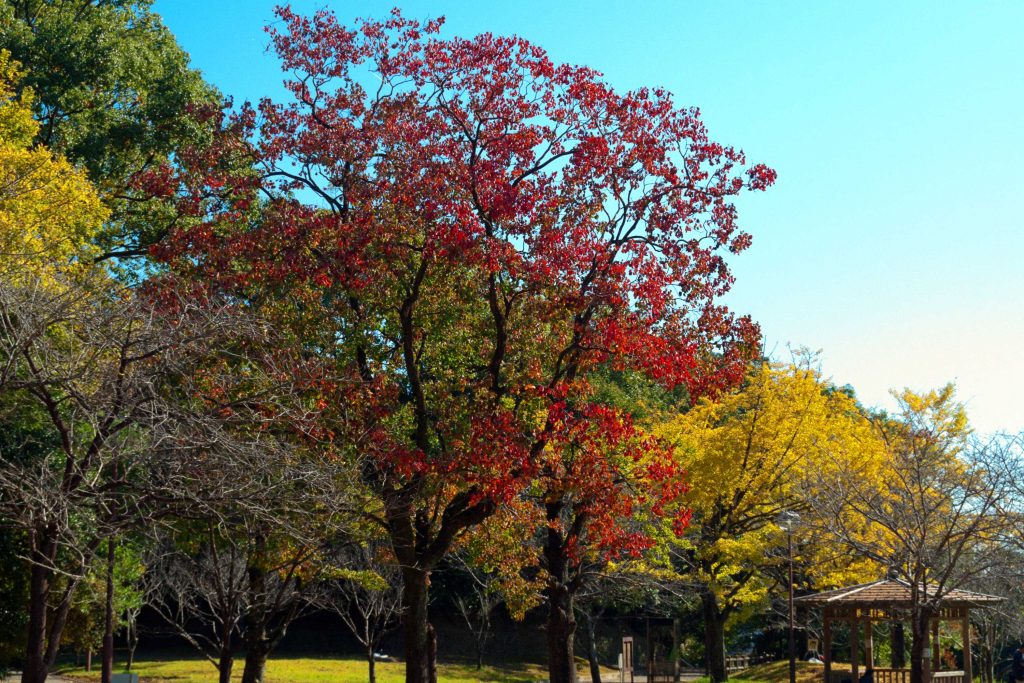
[217,614,233,683]
[126,616,138,671]
[86,649,93,672]
[240,644,269,683]
[583,609,602,683]
[982,645,994,683]
[44,583,77,671]
[217,639,234,683]
[891,622,906,669]
[427,624,437,683]
[368,643,377,683]
[102,538,115,683]
[546,583,577,683]
[401,566,435,683]
[702,591,728,683]
[543,510,578,683]
[241,561,271,683]
[22,555,50,683]
[910,612,931,683]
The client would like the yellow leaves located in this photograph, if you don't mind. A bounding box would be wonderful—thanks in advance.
[0,52,36,147]
[649,362,891,615]
[891,383,970,455]
[328,567,392,592]
[659,363,875,520]
[0,50,107,285]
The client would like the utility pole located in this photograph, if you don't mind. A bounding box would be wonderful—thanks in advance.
[788,528,796,683]
[102,536,115,683]
[778,510,800,683]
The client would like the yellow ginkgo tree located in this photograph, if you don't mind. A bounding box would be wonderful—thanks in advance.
[657,362,885,682]
[0,50,107,285]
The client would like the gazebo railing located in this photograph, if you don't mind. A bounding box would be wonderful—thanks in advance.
[830,668,965,683]
[874,668,912,683]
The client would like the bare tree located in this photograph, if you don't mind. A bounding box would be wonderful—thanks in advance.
[0,268,348,683]
[144,518,325,683]
[0,273,243,683]
[448,553,502,671]
[965,552,1024,683]
[315,542,402,683]
[139,410,360,683]
[808,386,1011,683]
[974,433,1024,683]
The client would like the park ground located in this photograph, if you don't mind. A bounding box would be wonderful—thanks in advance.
[52,658,836,683]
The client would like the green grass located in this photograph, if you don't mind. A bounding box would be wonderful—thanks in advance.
[58,656,552,683]
[59,654,837,683]
[732,660,854,683]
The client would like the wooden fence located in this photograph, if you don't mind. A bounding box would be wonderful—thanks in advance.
[832,668,965,683]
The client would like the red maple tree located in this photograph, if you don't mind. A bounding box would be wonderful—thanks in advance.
[155,6,774,682]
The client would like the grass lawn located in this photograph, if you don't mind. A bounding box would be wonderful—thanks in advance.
[57,656,552,683]
[731,660,854,683]
[57,657,838,683]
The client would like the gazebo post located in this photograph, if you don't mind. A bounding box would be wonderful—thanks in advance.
[961,610,972,683]
[932,619,941,673]
[864,618,874,670]
[824,609,833,683]
[851,612,860,683]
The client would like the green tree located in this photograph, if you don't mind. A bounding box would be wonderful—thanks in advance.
[58,543,142,672]
[0,0,220,261]
[0,529,28,676]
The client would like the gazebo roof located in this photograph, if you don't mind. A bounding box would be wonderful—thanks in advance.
[794,578,1003,608]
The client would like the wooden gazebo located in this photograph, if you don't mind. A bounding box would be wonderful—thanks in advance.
[795,579,1002,683]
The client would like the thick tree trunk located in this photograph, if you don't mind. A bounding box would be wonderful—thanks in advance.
[241,551,270,683]
[218,648,234,683]
[240,644,269,683]
[401,566,435,683]
[546,584,577,683]
[428,624,437,683]
[22,556,50,683]
[891,622,906,669]
[543,508,578,683]
[702,591,728,683]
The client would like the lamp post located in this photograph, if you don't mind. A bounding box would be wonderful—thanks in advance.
[778,511,800,683]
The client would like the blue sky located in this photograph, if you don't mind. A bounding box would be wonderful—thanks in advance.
[154,0,1024,434]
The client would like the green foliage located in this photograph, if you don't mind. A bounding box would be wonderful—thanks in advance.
[0,0,220,260]
[0,529,27,674]
[60,541,144,655]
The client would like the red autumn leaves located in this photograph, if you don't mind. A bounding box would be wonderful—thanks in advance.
[153,1,773,650]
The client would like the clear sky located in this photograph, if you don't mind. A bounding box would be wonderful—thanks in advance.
[153,0,1024,434]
